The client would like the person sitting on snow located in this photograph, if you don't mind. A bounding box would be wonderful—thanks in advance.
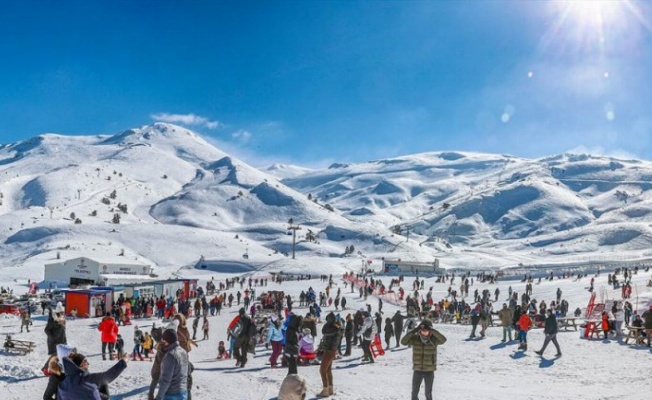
[217,340,230,359]
[298,328,316,359]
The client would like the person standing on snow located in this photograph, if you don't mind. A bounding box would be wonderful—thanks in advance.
[228,308,253,368]
[384,317,394,350]
[401,319,447,400]
[202,317,209,340]
[284,313,303,375]
[498,303,513,342]
[391,311,406,347]
[517,311,533,351]
[344,314,353,356]
[360,312,376,363]
[133,326,144,361]
[316,312,342,398]
[98,312,119,360]
[44,308,67,356]
[154,328,189,400]
[535,309,562,357]
[266,314,283,368]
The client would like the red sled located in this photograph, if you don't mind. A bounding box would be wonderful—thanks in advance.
[370,334,385,357]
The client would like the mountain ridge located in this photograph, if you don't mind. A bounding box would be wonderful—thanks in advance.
[1,123,652,283]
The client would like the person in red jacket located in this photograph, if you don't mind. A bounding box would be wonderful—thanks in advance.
[99,312,119,360]
[601,311,610,339]
[517,312,533,351]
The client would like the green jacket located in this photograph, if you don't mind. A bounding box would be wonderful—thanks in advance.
[400,328,447,371]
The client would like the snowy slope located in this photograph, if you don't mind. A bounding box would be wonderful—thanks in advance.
[2,125,652,284]
[1,269,652,399]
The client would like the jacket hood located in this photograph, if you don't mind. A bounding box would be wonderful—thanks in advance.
[173,313,187,327]
[62,356,86,377]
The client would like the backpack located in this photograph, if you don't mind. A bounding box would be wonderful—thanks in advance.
[229,320,243,337]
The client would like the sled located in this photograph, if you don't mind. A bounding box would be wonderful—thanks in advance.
[298,351,318,365]
[370,334,385,357]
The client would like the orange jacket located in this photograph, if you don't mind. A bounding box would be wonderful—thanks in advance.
[601,314,610,331]
[517,313,533,331]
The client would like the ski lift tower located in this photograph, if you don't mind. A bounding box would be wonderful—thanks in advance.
[287,224,301,260]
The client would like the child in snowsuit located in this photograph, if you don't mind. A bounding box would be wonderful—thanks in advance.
[116,334,125,359]
[202,317,209,340]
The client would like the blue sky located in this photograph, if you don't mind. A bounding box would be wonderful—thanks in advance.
[1,0,651,167]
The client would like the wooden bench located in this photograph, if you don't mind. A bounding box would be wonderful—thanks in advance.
[3,336,36,354]
[624,326,646,345]
[557,317,578,331]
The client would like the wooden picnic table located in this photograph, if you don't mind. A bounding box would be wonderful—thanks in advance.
[3,336,36,354]
[557,317,578,331]
[624,325,646,345]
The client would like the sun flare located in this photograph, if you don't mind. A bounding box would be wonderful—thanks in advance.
[542,0,651,55]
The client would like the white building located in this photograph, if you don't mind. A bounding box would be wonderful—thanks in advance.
[382,259,441,275]
[44,256,153,287]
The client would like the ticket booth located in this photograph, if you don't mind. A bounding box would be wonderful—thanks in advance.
[64,288,112,318]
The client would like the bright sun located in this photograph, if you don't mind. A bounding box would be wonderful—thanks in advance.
[542,0,650,54]
[563,0,625,27]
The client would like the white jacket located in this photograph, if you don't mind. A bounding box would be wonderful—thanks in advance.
[361,316,377,340]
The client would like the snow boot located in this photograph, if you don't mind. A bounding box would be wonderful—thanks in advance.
[316,387,330,398]
[328,386,334,396]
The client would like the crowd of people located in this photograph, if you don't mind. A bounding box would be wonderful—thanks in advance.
[28,266,652,400]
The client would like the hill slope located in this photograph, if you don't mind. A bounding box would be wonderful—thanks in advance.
[1,125,652,283]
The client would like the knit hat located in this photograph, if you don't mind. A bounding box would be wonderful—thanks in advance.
[418,319,433,329]
[162,328,178,344]
[239,307,246,316]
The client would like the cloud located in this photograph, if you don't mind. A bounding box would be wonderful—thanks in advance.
[232,130,252,142]
[150,112,222,130]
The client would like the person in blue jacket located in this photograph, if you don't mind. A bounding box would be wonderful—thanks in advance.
[267,314,284,368]
[58,352,129,399]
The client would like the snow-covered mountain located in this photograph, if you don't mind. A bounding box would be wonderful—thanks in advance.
[2,123,652,282]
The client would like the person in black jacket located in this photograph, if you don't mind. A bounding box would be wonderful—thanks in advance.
[316,312,341,398]
[44,309,67,355]
[344,314,353,356]
[233,308,254,368]
[284,313,303,375]
[384,317,395,350]
[535,309,562,357]
[391,311,406,347]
